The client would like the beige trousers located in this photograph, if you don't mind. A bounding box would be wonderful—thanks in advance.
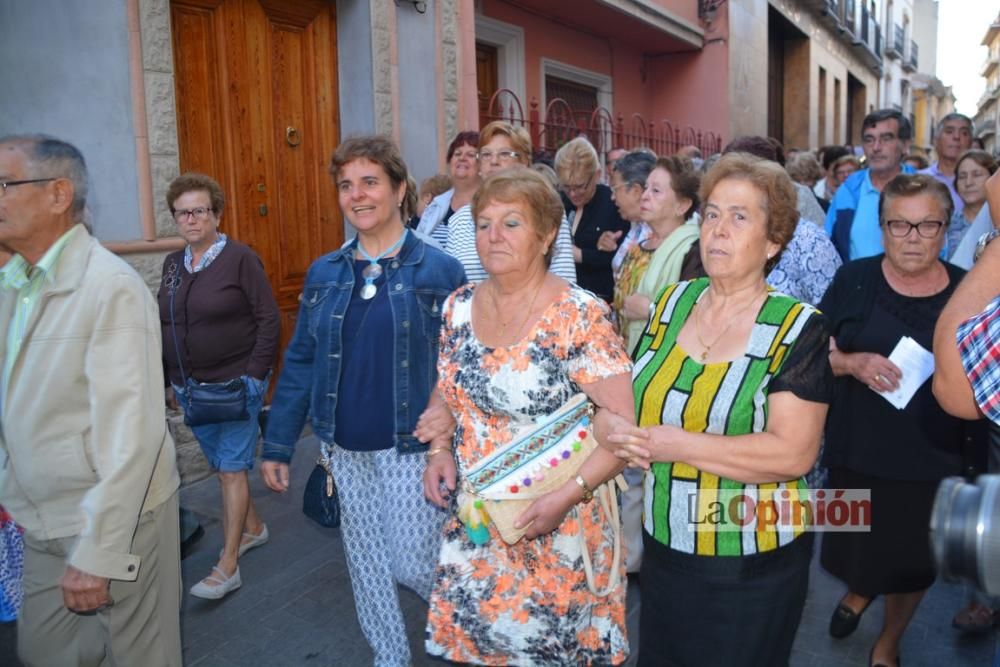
[17,492,182,667]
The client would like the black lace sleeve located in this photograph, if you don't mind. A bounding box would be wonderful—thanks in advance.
[769,312,833,404]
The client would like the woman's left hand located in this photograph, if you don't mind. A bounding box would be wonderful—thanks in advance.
[414,399,456,444]
[514,487,575,540]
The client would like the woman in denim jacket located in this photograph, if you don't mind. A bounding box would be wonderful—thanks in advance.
[261,136,465,667]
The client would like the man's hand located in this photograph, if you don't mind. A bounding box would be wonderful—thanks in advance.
[61,565,112,614]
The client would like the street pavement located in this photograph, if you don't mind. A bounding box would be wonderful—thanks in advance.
[1,433,996,665]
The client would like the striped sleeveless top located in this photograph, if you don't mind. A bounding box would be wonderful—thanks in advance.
[633,278,818,556]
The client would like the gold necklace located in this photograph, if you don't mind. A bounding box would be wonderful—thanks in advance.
[491,278,544,343]
[693,287,766,362]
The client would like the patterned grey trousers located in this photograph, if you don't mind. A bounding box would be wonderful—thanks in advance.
[327,445,446,667]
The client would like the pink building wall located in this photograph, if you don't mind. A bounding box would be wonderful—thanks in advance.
[477,0,727,148]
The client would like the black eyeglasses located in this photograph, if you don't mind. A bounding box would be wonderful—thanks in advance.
[0,178,56,198]
[885,219,945,238]
[172,207,216,222]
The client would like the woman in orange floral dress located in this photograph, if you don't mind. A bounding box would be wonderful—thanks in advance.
[422,168,635,665]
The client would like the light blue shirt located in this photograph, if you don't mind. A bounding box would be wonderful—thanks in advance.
[847,170,884,260]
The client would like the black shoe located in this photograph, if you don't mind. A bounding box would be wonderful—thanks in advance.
[829,597,871,638]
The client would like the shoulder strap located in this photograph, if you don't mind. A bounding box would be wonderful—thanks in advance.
[167,261,189,386]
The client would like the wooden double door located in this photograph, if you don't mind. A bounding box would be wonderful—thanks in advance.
[170,0,342,349]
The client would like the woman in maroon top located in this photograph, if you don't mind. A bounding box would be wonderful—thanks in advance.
[157,173,280,600]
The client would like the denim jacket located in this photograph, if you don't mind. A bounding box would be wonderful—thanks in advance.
[262,232,466,462]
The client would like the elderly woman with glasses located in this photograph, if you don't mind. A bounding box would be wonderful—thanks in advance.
[444,121,577,283]
[554,137,631,302]
[948,149,998,259]
[157,172,280,599]
[819,174,976,667]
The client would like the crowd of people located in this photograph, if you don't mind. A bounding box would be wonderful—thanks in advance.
[0,106,998,667]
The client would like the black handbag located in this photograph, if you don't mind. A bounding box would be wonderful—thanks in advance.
[168,272,249,427]
[180,377,249,427]
[303,457,340,528]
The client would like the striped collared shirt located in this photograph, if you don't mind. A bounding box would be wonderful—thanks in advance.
[0,225,78,400]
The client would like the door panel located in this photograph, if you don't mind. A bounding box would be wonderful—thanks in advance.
[171,0,342,358]
[476,42,498,130]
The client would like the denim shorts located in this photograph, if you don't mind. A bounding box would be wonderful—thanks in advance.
[174,375,268,473]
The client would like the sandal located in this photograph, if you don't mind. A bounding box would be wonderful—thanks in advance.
[952,601,996,634]
[190,565,241,600]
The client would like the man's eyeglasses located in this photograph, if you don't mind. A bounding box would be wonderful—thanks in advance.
[0,178,56,198]
[477,150,521,162]
[885,219,945,238]
[172,207,215,222]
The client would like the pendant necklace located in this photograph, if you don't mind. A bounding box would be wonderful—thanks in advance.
[694,287,765,362]
[357,229,408,300]
[491,278,544,343]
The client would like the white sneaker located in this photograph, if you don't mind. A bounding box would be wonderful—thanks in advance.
[190,566,241,599]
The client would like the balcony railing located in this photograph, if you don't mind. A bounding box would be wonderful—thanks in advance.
[806,0,880,71]
[481,89,723,162]
[903,41,918,71]
[848,1,882,70]
[885,24,903,58]
[843,0,856,35]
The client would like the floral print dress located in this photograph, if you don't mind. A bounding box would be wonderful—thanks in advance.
[426,283,632,666]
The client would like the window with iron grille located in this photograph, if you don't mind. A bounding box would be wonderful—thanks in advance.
[545,75,598,114]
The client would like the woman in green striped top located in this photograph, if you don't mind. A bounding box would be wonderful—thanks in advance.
[601,152,833,666]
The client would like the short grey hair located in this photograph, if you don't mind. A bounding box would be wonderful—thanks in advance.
[0,134,89,223]
[936,112,973,136]
[612,151,656,188]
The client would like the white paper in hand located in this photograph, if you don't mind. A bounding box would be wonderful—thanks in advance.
[877,336,934,409]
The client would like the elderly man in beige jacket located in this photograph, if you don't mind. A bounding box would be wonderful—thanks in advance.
[0,135,181,666]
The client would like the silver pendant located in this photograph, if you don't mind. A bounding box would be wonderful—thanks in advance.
[360,282,378,300]
[362,263,383,280]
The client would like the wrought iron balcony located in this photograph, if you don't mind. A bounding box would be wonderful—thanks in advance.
[885,24,903,59]
[903,41,918,72]
[842,0,856,36]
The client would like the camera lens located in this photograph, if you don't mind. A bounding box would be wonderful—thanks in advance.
[930,475,1000,596]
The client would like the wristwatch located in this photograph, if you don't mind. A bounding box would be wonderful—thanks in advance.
[574,474,594,503]
[974,228,1000,264]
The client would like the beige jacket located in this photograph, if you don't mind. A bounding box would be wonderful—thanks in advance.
[0,225,179,581]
